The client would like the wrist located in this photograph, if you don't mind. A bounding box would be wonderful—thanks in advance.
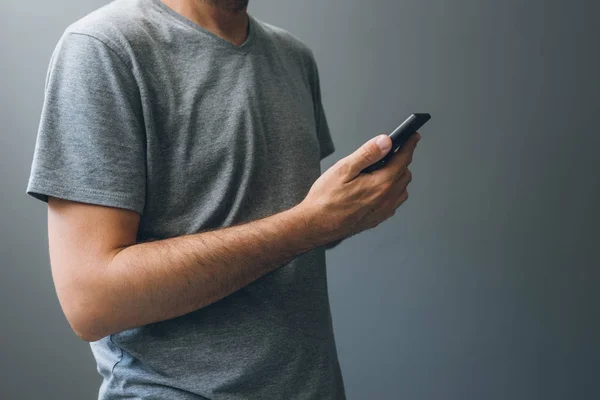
[286,202,332,249]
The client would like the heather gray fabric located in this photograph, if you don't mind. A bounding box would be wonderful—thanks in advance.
[25,0,344,398]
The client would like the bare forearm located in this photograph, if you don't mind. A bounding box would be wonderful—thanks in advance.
[83,204,325,340]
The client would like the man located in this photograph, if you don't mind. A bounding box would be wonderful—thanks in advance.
[26,0,420,398]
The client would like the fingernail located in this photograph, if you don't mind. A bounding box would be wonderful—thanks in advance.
[376,136,391,152]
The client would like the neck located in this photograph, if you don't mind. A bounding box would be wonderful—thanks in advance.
[160,0,249,46]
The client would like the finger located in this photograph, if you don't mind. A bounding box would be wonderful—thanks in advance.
[393,188,409,209]
[340,134,392,180]
[382,169,411,208]
[386,132,421,173]
[394,168,413,186]
[397,131,421,158]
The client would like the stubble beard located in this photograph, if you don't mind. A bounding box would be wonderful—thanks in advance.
[199,0,249,13]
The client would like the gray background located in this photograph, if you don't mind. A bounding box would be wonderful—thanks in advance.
[1,0,598,399]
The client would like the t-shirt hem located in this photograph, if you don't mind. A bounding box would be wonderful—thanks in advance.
[26,178,145,215]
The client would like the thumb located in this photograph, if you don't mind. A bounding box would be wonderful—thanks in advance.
[342,135,392,179]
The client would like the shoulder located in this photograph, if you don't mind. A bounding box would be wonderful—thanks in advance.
[253,17,316,66]
[60,0,152,66]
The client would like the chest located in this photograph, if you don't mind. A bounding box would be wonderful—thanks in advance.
[140,49,319,169]
[134,45,322,233]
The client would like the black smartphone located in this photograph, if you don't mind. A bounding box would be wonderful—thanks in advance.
[361,113,431,173]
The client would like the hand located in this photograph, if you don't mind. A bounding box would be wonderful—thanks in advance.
[299,131,421,246]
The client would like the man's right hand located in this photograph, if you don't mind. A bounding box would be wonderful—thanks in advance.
[300,131,421,246]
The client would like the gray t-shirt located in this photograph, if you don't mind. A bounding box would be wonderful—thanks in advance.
[26,0,345,399]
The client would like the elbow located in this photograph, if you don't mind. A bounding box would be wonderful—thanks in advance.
[61,292,113,342]
[67,307,109,342]
[74,327,103,343]
[55,266,124,342]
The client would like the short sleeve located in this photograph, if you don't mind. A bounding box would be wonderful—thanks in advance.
[26,32,146,214]
[307,51,336,160]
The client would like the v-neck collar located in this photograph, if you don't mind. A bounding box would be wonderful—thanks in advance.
[149,0,257,54]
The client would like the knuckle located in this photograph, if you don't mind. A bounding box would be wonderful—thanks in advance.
[382,199,396,217]
[380,179,394,193]
[396,190,409,206]
[360,144,379,163]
